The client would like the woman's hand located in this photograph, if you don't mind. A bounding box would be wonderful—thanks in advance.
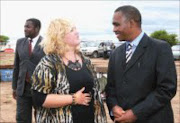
[74,87,91,106]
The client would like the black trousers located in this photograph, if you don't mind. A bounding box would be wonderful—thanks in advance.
[16,82,32,123]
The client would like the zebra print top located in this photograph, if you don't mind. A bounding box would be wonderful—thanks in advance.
[31,53,107,123]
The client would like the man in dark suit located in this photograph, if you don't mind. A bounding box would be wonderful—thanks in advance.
[105,5,177,123]
[12,18,45,123]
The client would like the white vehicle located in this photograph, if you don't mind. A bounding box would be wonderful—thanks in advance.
[171,44,180,60]
[80,41,100,58]
[81,41,118,58]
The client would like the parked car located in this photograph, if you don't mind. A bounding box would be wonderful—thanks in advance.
[171,44,180,60]
[80,41,115,58]
[98,41,114,58]
[80,41,100,58]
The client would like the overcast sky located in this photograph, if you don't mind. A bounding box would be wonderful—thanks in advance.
[1,1,179,44]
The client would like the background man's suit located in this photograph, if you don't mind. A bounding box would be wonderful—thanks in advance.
[106,34,177,123]
[12,36,45,122]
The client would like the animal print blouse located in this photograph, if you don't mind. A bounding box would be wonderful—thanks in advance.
[31,54,107,123]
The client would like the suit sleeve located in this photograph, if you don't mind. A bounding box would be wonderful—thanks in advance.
[132,42,177,120]
[12,40,20,90]
[105,53,118,111]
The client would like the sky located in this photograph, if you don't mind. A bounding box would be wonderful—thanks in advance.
[1,1,180,46]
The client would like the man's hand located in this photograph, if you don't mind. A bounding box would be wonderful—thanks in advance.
[114,109,137,123]
[12,90,17,100]
[112,105,125,118]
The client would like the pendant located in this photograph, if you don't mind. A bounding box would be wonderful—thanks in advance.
[75,60,81,69]
[67,60,82,70]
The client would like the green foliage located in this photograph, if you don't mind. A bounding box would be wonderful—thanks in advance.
[0,35,9,43]
[150,30,178,46]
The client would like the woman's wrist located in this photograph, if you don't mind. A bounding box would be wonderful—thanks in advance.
[71,94,77,105]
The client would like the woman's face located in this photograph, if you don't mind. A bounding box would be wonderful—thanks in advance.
[64,27,80,47]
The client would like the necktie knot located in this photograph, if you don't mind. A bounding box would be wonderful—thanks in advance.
[29,39,33,43]
[127,44,132,50]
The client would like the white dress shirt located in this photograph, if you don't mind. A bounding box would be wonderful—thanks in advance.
[29,35,40,51]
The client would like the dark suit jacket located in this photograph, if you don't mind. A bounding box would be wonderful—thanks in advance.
[105,34,177,123]
[12,36,45,96]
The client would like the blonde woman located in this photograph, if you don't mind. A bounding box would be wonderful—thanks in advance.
[31,18,107,123]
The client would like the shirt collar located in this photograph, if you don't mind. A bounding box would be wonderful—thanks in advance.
[126,32,144,47]
[28,34,40,43]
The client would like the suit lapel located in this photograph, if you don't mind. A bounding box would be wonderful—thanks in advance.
[115,43,126,73]
[124,34,149,73]
[22,38,29,57]
[121,44,126,70]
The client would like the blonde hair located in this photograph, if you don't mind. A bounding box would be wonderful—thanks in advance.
[41,18,79,56]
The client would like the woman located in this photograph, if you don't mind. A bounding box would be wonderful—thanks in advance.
[31,18,107,123]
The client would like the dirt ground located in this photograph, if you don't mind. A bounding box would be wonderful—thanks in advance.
[0,54,179,122]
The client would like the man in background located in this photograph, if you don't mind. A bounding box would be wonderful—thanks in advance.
[12,18,45,123]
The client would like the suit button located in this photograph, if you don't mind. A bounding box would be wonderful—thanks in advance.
[123,81,126,84]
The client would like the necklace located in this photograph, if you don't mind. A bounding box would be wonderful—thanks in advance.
[63,53,82,70]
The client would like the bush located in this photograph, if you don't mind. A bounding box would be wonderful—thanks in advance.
[150,30,178,46]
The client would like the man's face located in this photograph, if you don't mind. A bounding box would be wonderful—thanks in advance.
[24,21,38,38]
[112,12,131,41]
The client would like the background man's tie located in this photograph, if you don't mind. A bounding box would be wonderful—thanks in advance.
[29,39,33,56]
[126,44,133,63]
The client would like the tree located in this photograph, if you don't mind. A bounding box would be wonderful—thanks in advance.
[150,30,178,46]
[0,35,9,43]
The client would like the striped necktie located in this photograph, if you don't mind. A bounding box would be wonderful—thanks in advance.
[126,44,133,63]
